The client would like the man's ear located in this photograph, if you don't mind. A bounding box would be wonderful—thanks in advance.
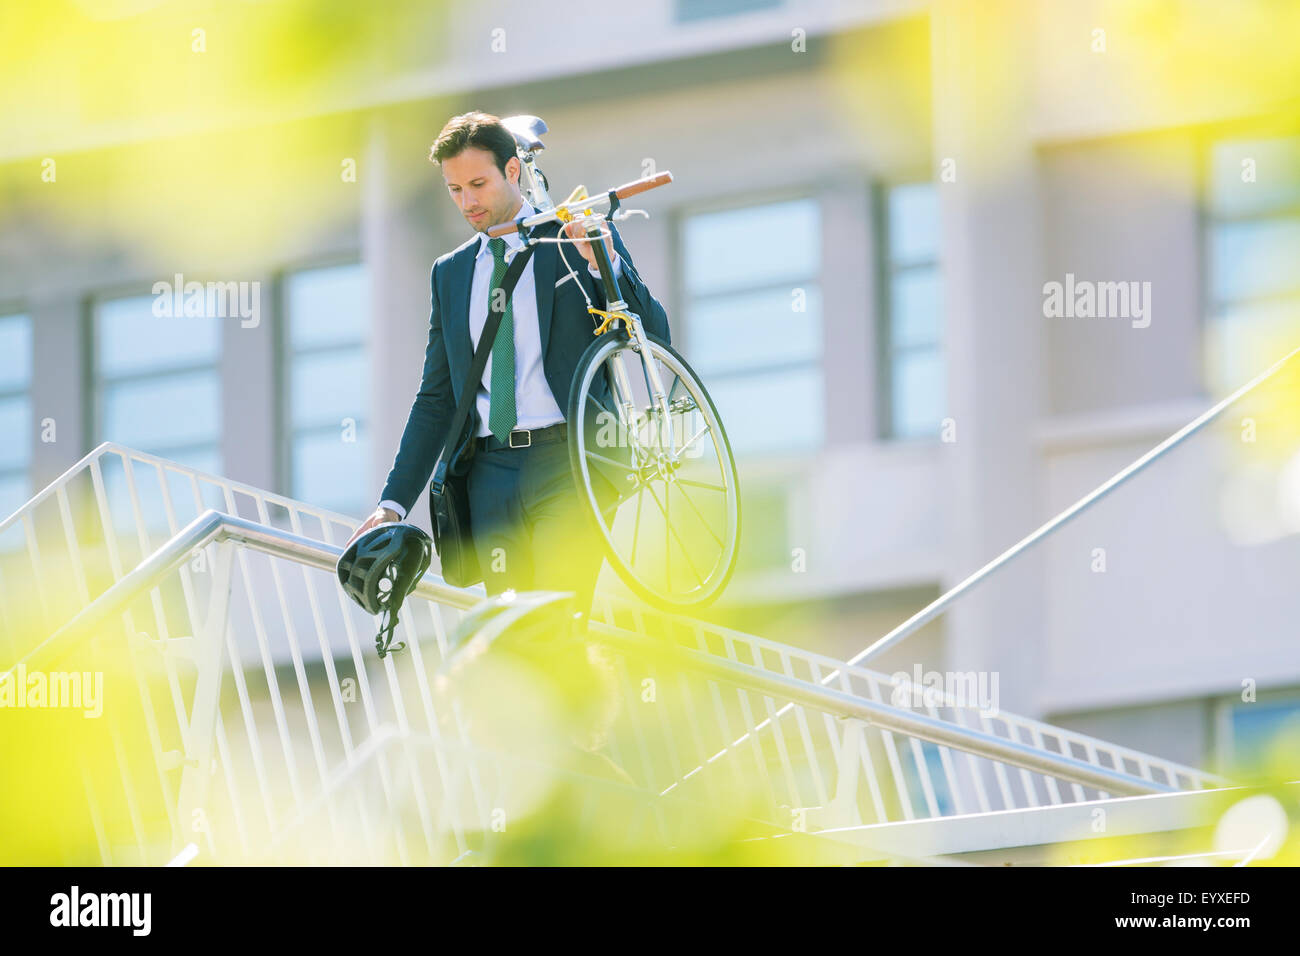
[505,156,520,187]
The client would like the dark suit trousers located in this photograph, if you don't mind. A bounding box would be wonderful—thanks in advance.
[466,439,616,621]
[464,438,628,763]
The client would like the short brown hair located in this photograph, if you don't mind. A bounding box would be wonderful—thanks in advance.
[430,111,517,177]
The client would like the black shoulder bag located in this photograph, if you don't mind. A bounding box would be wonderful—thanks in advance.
[428,241,537,588]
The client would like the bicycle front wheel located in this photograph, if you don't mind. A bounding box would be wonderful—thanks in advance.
[568,331,741,609]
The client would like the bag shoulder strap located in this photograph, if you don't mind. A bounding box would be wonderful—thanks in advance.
[432,241,537,481]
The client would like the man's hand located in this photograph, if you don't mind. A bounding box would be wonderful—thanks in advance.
[563,220,616,271]
[344,506,400,550]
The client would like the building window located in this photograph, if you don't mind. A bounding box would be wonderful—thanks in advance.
[1206,136,1300,390]
[879,182,944,441]
[1222,695,1300,778]
[0,313,33,519]
[282,263,369,515]
[682,196,823,458]
[93,293,223,474]
[675,0,782,23]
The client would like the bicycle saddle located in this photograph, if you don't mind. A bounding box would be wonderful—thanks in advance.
[502,114,547,152]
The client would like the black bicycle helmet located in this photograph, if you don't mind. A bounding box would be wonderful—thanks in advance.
[336,522,432,658]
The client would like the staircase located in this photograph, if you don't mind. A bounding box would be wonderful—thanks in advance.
[0,443,1235,866]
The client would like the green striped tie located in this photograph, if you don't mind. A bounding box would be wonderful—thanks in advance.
[486,237,517,442]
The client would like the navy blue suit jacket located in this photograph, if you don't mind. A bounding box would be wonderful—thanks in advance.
[380,220,671,516]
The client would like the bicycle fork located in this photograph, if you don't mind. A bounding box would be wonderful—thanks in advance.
[586,224,677,464]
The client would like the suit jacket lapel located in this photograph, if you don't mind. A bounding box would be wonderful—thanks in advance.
[447,242,477,395]
[533,222,558,360]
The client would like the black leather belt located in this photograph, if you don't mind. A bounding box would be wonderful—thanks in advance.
[478,422,568,452]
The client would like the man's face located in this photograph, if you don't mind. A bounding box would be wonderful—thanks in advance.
[442,147,522,233]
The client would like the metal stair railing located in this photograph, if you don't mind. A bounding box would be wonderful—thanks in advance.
[0,442,492,864]
[7,507,1225,862]
[0,443,1230,864]
[851,343,1300,665]
[671,345,1300,824]
[588,598,1227,830]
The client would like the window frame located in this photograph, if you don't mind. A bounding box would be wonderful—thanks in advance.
[874,178,945,443]
[0,309,33,515]
[1198,128,1300,392]
[1213,688,1300,775]
[87,285,225,470]
[673,186,826,460]
[275,256,370,513]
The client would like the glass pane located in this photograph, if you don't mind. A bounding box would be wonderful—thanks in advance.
[0,397,30,470]
[1209,218,1300,304]
[888,183,940,263]
[0,315,32,391]
[102,372,221,450]
[687,285,822,377]
[683,199,820,295]
[98,294,221,376]
[164,447,222,476]
[703,366,823,457]
[1207,298,1300,393]
[890,266,942,349]
[1231,701,1300,770]
[287,263,369,350]
[0,472,29,521]
[1210,137,1300,217]
[891,348,946,440]
[291,350,368,429]
[293,430,370,514]
[101,447,222,535]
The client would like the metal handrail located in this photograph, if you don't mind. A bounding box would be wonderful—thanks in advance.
[851,343,1300,664]
[8,508,478,677]
[1,440,1236,864]
[619,603,1229,799]
[589,623,1179,796]
[0,441,366,536]
[15,508,1205,799]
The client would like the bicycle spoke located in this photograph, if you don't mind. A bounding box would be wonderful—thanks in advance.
[664,472,669,589]
[584,449,636,475]
[588,387,656,464]
[670,479,725,549]
[629,484,645,567]
[677,422,709,457]
[674,476,727,492]
[644,479,705,587]
[585,391,630,444]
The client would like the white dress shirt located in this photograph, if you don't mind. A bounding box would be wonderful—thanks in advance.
[380,200,621,521]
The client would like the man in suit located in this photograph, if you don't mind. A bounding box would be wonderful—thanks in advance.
[346,111,671,626]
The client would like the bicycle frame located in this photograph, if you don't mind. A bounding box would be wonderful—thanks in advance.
[496,173,682,466]
[582,225,681,466]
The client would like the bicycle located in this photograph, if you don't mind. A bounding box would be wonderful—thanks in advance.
[490,116,741,609]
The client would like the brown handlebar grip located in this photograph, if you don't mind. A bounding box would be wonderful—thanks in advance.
[613,170,673,198]
[485,171,673,238]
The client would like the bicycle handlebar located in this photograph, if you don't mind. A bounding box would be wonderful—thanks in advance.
[486,171,673,238]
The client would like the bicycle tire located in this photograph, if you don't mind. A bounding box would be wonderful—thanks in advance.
[568,329,742,609]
